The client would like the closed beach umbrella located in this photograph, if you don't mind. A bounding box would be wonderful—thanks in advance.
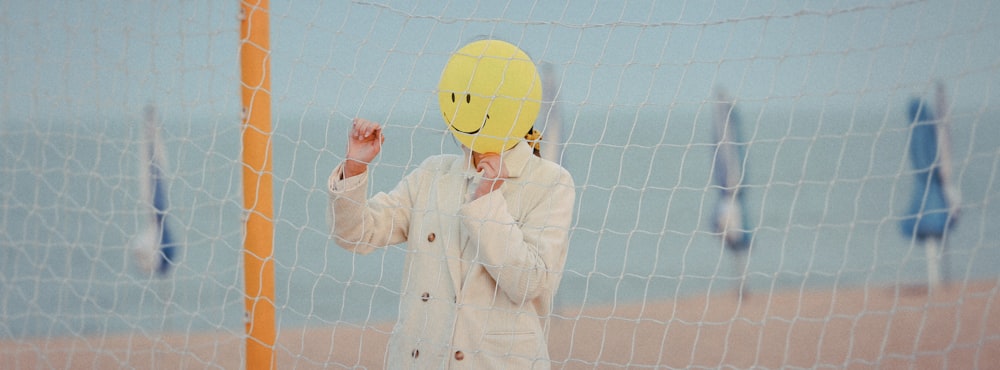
[901,99,952,239]
[711,90,752,297]
[131,105,178,277]
[711,90,752,252]
[148,127,177,276]
[902,85,958,288]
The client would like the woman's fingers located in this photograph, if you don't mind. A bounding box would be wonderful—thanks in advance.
[476,157,497,179]
[475,154,508,180]
[347,118,384,164]
[351,118,381,140]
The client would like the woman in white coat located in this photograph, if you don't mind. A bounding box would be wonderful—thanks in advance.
[327,40,575,369]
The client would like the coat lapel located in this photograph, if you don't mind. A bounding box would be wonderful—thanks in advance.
[442,141,533,296]
[435,161,471,297]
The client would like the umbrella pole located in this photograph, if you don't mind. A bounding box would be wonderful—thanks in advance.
[734,251,750,300]
[925,237,943,290]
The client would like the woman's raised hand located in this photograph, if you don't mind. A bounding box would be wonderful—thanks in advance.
[344,118,384,178]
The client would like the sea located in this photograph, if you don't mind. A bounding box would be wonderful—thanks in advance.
[2,104,999,340]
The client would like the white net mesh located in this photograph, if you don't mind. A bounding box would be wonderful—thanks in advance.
[2,1,999,368]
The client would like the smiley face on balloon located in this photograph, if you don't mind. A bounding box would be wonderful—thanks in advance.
[438,40,542,154]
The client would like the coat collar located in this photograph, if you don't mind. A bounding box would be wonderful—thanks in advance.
[460,140,532,178]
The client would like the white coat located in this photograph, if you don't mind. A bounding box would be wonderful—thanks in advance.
[327,140,575,369]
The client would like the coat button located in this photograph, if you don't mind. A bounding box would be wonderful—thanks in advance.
[454,351,464,361]
[421,292,430,302]
[412,349,419,358]
[427,233,436,242]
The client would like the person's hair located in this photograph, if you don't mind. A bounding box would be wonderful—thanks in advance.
[524,126,542,157]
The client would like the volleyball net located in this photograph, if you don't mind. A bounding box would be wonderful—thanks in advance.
[2,1,999,368]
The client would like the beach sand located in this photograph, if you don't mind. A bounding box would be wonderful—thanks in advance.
[4,280,997,369]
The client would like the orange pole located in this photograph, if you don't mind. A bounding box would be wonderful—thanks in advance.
[239,0,275,369]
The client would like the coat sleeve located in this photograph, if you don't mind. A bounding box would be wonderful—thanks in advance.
[460,165,575,308]
[327,162,414,254]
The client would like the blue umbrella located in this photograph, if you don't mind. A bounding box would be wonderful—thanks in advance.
[149,139,177,276]
[131,105,178,277]
[711,90,752,252]
[902,85,959,288]
[711,90,752,297]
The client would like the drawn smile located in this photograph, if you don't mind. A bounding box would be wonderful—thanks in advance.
[451,124,481,135]
[446,113,490,135]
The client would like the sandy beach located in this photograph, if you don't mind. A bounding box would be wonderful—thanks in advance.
[4,280,997,369]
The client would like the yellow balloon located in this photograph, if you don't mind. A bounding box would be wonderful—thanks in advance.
[438,40,542,154]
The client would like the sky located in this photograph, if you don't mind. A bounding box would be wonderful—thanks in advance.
[2,0,998,126]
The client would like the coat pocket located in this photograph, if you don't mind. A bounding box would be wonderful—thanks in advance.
[480,330,548,368]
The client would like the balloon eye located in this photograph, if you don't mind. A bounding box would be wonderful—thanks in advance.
[466,94,471,104]
[451,93,455,103]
